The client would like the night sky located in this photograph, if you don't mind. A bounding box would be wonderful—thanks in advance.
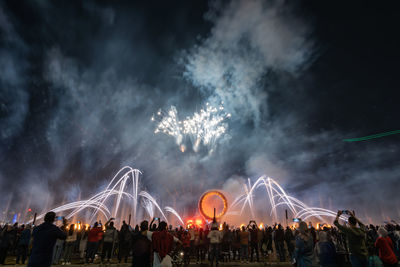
[0,0,399,222]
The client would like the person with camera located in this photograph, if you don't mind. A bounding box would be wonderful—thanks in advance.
[334,210,368,267]
[247,220,260,262]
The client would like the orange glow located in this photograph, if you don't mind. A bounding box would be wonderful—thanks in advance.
[186,219,194,229]
[240,223,246,229]
[198,190,228,220]
[186,218,204,228]
[259,223,264,229]
[195,219,203,227]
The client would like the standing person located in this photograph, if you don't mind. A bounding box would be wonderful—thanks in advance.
[208,222,223,267]
[265,226,274,257]
[221,225,232,262]
[179,229,191,267]
[285,226,295,260]
[248,222,260,262]
[334,211,368,267]
[101,218,117,263]
[239,225,249,263]
[147,221,181,267]
[188,226,195,259]
[375,227,398,267]
[195,228,205,264]
[78,228,88,262]
[131,220,152,267]
[62,224,77,265]
[16,224,31,265]
[275,224,286,262]
[0,225,13,265]
[231,229,241,260]
[118,221,132,263]
[315,230,337,267]
[27,212,67,267]
[52,229,66,265]
[294,221,314,267]
[85,222,103,263]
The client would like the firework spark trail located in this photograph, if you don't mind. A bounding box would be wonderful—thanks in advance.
[152,106,183,145]
[165,206,185,225]
[142,199,154,218]
[30,167,168,225]
[152,103,231,153]
[30,166,344,226]
[139,191,169,223]
[230,175,345,224]
[89,166,137,221]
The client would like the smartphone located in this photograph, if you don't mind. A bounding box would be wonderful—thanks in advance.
[155,217,159,220]
[342,210,349,215]
[56,216,63,221]
[293,218,301,222]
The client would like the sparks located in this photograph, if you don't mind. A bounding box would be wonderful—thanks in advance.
[152,103,230,153]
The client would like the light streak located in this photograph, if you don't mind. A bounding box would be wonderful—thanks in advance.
[343,130,400,142]
[28,167,344,226]
[229,176,346,224]
[165,206,184,225]
[29,167,174,225]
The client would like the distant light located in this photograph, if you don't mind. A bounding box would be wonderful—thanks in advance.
[28,208,32,212]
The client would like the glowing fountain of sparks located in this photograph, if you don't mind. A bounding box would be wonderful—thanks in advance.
[29,166,183,226]
[27,167,345,226]
[230,176,348,223]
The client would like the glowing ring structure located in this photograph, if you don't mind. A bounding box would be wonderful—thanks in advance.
[198,190,228,220]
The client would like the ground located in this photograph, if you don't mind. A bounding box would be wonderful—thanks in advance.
[8,256,293,266]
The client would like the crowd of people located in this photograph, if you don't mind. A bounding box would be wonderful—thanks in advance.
[0,210,399,267]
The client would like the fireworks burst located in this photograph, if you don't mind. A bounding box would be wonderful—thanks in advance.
[152,103,231,153]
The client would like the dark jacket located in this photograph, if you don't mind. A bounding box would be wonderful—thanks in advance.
[27,222,66,267]
[18,229,31,246]
[0,229,13,248]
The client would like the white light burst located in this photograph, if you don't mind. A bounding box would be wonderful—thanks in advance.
[152,103,231,153]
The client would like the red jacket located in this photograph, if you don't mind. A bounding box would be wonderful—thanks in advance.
[375,237,398,264]
[152,230,174,259]
[88,227,103,242]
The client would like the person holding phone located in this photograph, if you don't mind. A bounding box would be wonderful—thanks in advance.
[334,210,368,267]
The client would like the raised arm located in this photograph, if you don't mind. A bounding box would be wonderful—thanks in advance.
[149,217,156,230]
[334,211,346,232]
[105,218,114,228]
[348,211,366,231]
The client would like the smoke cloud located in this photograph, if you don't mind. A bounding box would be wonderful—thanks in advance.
[183,0,314,124]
